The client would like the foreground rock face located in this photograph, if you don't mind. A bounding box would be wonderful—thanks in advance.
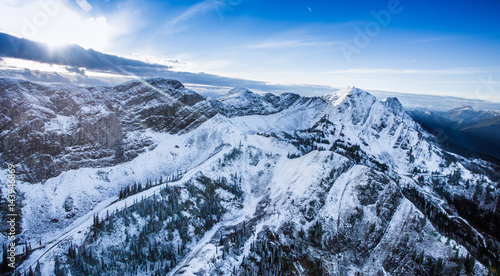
[0,78,304,182]
[0,79,199,182]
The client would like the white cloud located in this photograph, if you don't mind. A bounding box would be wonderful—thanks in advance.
[325,68,493,75]
[244,39,341,50]
[416,36,457,43]
[130,53,186,67]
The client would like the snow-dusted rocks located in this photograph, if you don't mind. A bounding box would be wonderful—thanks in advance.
[1,79,499,275]
[217,87,300,117]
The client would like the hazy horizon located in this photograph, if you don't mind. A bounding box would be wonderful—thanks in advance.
[1,0,499,104]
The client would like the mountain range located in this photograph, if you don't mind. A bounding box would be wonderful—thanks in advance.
[408,106,500,162]
[0,78,499,275]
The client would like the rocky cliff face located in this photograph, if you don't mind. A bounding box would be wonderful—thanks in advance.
[0,78,207,182]
[0,78,304,182]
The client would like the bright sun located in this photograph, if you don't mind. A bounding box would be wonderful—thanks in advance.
[0,0,131,52]
[36,16,111,50]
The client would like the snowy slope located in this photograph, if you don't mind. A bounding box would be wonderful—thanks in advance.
[0,79,499,275]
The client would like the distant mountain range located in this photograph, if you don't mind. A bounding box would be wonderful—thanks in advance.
[2,32,500,112]
[408,106,500,162]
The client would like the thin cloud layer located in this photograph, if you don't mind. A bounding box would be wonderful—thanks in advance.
[163,0,247,31]
[0,33,169,73]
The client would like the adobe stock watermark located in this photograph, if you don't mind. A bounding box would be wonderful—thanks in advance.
[434,74,497,145]
[21,0,92,39]
[21,0,62,39]
[473,73,497,107]
[5,164,17,270]
[339,0,406,63]
[457,73,499,111]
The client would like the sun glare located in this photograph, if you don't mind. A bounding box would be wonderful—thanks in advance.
[36,16,111,50]
[0,0,134,52]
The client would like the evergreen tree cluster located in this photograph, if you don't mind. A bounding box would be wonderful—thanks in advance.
[432,177,453,202]
[239,239,293,276]
[290,134,328,156]
[119,172,183,200]
[237,225,327,276]
[196,174,243,200]
[283,115,336,157]
[308,220,323,248]
[220,147,243,167]
[64,171,246,275]
[288,135,389,174]
[329,140,362,163]
[66,185,213,274]
[68,187,190,275]
[215,221,251,264]
[447,169,462,186]
[386,248,476,276]
[452,195,500,242]
[310,115,336,133]
[402,186,500,273]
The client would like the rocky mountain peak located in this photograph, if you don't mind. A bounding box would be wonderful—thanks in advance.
[144,78,185,90]
[224,87,256,98]
[455,105,474,112]
[322,86,376,106]
[382,96,405,115]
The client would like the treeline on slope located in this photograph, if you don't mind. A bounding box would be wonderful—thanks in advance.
[452,195,500,240]
[118,171,183,199]
[211,162,353,275]
[277,116,390,174]
[428,173,500,241]
[239,230,326,276]
[118,145,244,200]
[49,174,242,276]
[215,222,328,276]
[14,146,244,276]
[403,186,500,274]
[431,173,500,240]
[65,185,194,275]
[285,128,389,173]
[283,128,330,159]
[219,146,244,167]
[232,218,474,276]
[237,164,479,275]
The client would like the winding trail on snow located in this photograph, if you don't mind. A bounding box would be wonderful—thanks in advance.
[168,181,260,275]
[17,145,231,274]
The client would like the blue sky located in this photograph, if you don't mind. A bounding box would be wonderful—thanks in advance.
[1,0,499,101]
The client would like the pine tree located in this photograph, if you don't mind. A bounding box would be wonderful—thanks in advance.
[1,243,7,271]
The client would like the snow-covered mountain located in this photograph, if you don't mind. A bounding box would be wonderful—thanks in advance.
[408,106,500,161]
[0,78,499,275]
